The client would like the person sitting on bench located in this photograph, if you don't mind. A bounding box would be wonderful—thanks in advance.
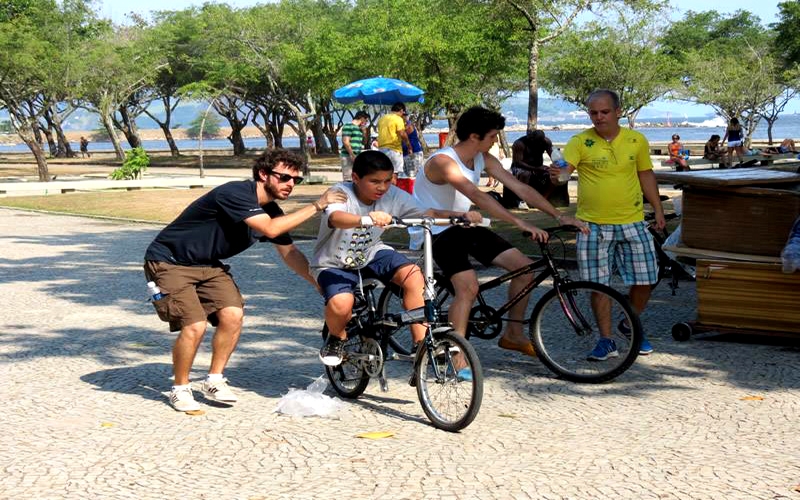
[668,134,690,171]
[703,134,728,167]
[763,138,798,155]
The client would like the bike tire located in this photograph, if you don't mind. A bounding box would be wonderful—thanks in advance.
[321,324,370,398]
[415,328,483,432]
[529,281,642,383]
[377,275,452,356]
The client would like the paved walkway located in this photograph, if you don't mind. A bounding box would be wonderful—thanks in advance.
[1,209,799,499]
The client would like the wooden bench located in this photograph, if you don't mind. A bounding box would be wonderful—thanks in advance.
[660,152,797,170]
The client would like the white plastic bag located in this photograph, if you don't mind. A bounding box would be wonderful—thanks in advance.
[273,375,346,418]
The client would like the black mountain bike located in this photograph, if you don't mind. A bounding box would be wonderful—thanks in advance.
[379,226,644,383]
[320,217,484,432]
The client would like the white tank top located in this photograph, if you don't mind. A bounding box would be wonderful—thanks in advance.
[413,147,484,234]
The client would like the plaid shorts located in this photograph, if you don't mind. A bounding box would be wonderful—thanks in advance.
[576,221,658,286]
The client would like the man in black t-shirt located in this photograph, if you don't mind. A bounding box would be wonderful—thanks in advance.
[144,149,346,412]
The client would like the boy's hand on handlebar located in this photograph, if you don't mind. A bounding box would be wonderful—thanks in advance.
[463,211,483,224]
[520,222,549,242]
[317,187,347,209]
[368,211,393,226]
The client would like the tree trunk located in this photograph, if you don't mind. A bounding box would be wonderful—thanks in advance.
[54,124,75,158]
[115,105,142,149]
[101,112,126,161]
[526,39,540,132]
[19,130,50,181]
[766,118,776,144]
[213,99,247,156]
[51,104,77,158]
[143,96,181,156]
[159,123,180,156]
[41,125,58,157]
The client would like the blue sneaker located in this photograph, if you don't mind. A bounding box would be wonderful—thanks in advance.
[456,367,473,382]
[638,336,654,355]
[617,320,654,355]
[587,338,618,361]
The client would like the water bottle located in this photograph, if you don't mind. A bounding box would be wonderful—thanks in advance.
[147,281,165,301]
[551,148,570,184]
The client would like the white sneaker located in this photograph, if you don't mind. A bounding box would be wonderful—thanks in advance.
[200,378,238,403]
[518,202,529,210]
[169,386,201,412]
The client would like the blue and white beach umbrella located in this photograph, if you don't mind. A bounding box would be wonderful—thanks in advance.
[333,77,425,105]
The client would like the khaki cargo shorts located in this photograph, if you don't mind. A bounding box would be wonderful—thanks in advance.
[143,261,244,332]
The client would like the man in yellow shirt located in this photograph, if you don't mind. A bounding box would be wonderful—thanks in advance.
[550,89,665,358]
[378,102,412,182]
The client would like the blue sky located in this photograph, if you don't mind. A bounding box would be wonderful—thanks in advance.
[100,0,783,23]
[98,0,796,116]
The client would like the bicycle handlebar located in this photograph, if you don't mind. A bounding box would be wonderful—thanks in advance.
[380,216,491,229]
[521,225,582,239]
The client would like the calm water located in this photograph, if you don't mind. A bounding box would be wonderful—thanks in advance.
[3,114,800,154]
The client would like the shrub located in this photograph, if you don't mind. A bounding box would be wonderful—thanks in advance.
[110,147,150,180]
[187,112,222,139]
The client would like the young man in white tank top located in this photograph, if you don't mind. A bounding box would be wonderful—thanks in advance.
[414,107,586,361]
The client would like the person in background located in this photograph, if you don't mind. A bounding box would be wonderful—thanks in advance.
[402,115,424,178]
[703,134,727,166]
[667,134,690,171]
[377,102,412,183]
[306,134,316,155]
[79,136,90,158]
[551,89,664,358]
[763,138,798,155]
[505,130,569,209]
[143,149,346,412]
[722,117,745,165]
[340,111,370,181]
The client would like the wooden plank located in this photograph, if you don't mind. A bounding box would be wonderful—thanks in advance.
[655,167,800,187]
[681,186,800,256]
[663,243,782,264]
[696,260,800,333]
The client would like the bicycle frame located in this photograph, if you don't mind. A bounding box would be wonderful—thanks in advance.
[441,227,595,335]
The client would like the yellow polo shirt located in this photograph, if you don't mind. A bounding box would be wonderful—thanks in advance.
[563,127,653,224]
[377,113,405,152]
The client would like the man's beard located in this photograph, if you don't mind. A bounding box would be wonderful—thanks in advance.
[264,181,289,201]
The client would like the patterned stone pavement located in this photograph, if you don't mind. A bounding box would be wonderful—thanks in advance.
[1,208,799,500]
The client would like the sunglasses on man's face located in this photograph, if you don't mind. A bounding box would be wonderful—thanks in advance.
[268,171,304,184]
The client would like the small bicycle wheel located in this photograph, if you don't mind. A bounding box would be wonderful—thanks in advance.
[529,281,642,383]
[415,328,483,432]
[377,274,452,356]
[321,324,370,398]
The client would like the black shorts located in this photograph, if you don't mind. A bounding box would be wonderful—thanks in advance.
[432,226,513,278]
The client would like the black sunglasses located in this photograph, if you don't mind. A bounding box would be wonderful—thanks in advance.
[268,171,304,184]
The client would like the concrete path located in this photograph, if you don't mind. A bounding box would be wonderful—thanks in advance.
[1,209,798,499]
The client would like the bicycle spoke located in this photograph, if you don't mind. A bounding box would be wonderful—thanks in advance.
[530,281,641,383]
